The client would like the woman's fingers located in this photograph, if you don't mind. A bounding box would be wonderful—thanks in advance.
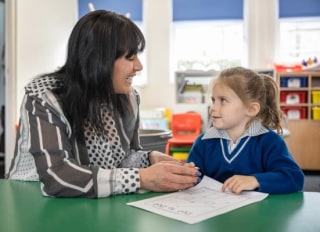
[139,162,201,192]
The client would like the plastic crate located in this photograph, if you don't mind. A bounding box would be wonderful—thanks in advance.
[280,91,307,104]
[312,107,320,120]
[274,64,303,72]
[280,77,308,88]
[170,146,191,153]
[311,91,320,104]
[172,152,189,161]
[139,129,172,153]
[281,107,307,119]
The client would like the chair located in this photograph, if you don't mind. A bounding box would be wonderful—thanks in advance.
[165,112,202,158]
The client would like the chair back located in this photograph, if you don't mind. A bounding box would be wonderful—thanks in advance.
[171,112,202,140]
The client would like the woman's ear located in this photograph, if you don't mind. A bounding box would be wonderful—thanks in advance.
[247,102,260,117]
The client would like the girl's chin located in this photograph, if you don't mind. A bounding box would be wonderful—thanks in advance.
[212,122,223,129]
[214,126,223,129]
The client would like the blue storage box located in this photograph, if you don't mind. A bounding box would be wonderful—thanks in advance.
[280,76,308,88]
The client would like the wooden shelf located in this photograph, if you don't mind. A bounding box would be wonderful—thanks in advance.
[277,72,320,170]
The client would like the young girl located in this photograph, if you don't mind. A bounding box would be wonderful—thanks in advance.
[187,67,304,194]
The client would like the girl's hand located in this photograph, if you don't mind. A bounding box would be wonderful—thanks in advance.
[222,175,259,194]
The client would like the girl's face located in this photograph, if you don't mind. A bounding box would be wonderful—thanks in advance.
[113,54,143,94]
[209,83,253,139]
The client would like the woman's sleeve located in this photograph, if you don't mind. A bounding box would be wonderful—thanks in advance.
[9,93,140,198]
[119,89,151,168]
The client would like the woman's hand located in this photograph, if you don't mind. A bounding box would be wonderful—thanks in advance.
[139,162,201,192]
[148,151,181,164]
[222,175,259,194]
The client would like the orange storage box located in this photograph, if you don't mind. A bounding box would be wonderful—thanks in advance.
[165,112,202,155]
[274,64,303,72]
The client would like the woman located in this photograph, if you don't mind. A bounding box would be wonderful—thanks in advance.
[7,10,200,198]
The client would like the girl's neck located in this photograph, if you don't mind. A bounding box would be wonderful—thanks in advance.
[226,128,246,144]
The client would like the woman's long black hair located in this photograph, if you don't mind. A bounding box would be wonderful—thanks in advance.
[48,10,145,140]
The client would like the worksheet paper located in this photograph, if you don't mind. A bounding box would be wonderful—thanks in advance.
[127,176,269,224]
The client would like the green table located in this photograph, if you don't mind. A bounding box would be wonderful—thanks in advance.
[0,179,319,232]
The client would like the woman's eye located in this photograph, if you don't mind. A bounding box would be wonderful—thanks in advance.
[127,55,135,61]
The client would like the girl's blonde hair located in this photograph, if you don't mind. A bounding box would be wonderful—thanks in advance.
[212,67,283,134]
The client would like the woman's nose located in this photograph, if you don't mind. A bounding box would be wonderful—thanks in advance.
[134,57,143,71]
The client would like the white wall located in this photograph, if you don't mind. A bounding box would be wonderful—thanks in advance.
[139,0,175,111]
[15,0,78,113]
[0,2,4,109]
[0,2,4,158]
[244,0,279,70]
[5,0,78,173]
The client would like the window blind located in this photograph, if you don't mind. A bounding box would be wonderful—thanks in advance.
[78,0,143,21]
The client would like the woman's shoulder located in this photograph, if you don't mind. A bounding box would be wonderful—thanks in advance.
[25,75,63,96]
[132,88,140,104]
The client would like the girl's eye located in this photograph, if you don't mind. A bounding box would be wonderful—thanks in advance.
[220,97,229,104]
[211,96,228,104]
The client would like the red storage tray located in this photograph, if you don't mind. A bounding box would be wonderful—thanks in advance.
[281,107,307,119]
[280,91,307,104]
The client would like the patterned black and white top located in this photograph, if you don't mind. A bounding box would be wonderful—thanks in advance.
[7,76,150,198]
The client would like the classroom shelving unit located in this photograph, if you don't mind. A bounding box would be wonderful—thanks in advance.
[276,71,320,170]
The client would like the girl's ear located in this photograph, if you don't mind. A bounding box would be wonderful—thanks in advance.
[247,102,260,117]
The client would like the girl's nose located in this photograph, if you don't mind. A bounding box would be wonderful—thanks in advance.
[209,105,214,114]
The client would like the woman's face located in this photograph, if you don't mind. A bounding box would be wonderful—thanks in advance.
[113,54,143,94]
